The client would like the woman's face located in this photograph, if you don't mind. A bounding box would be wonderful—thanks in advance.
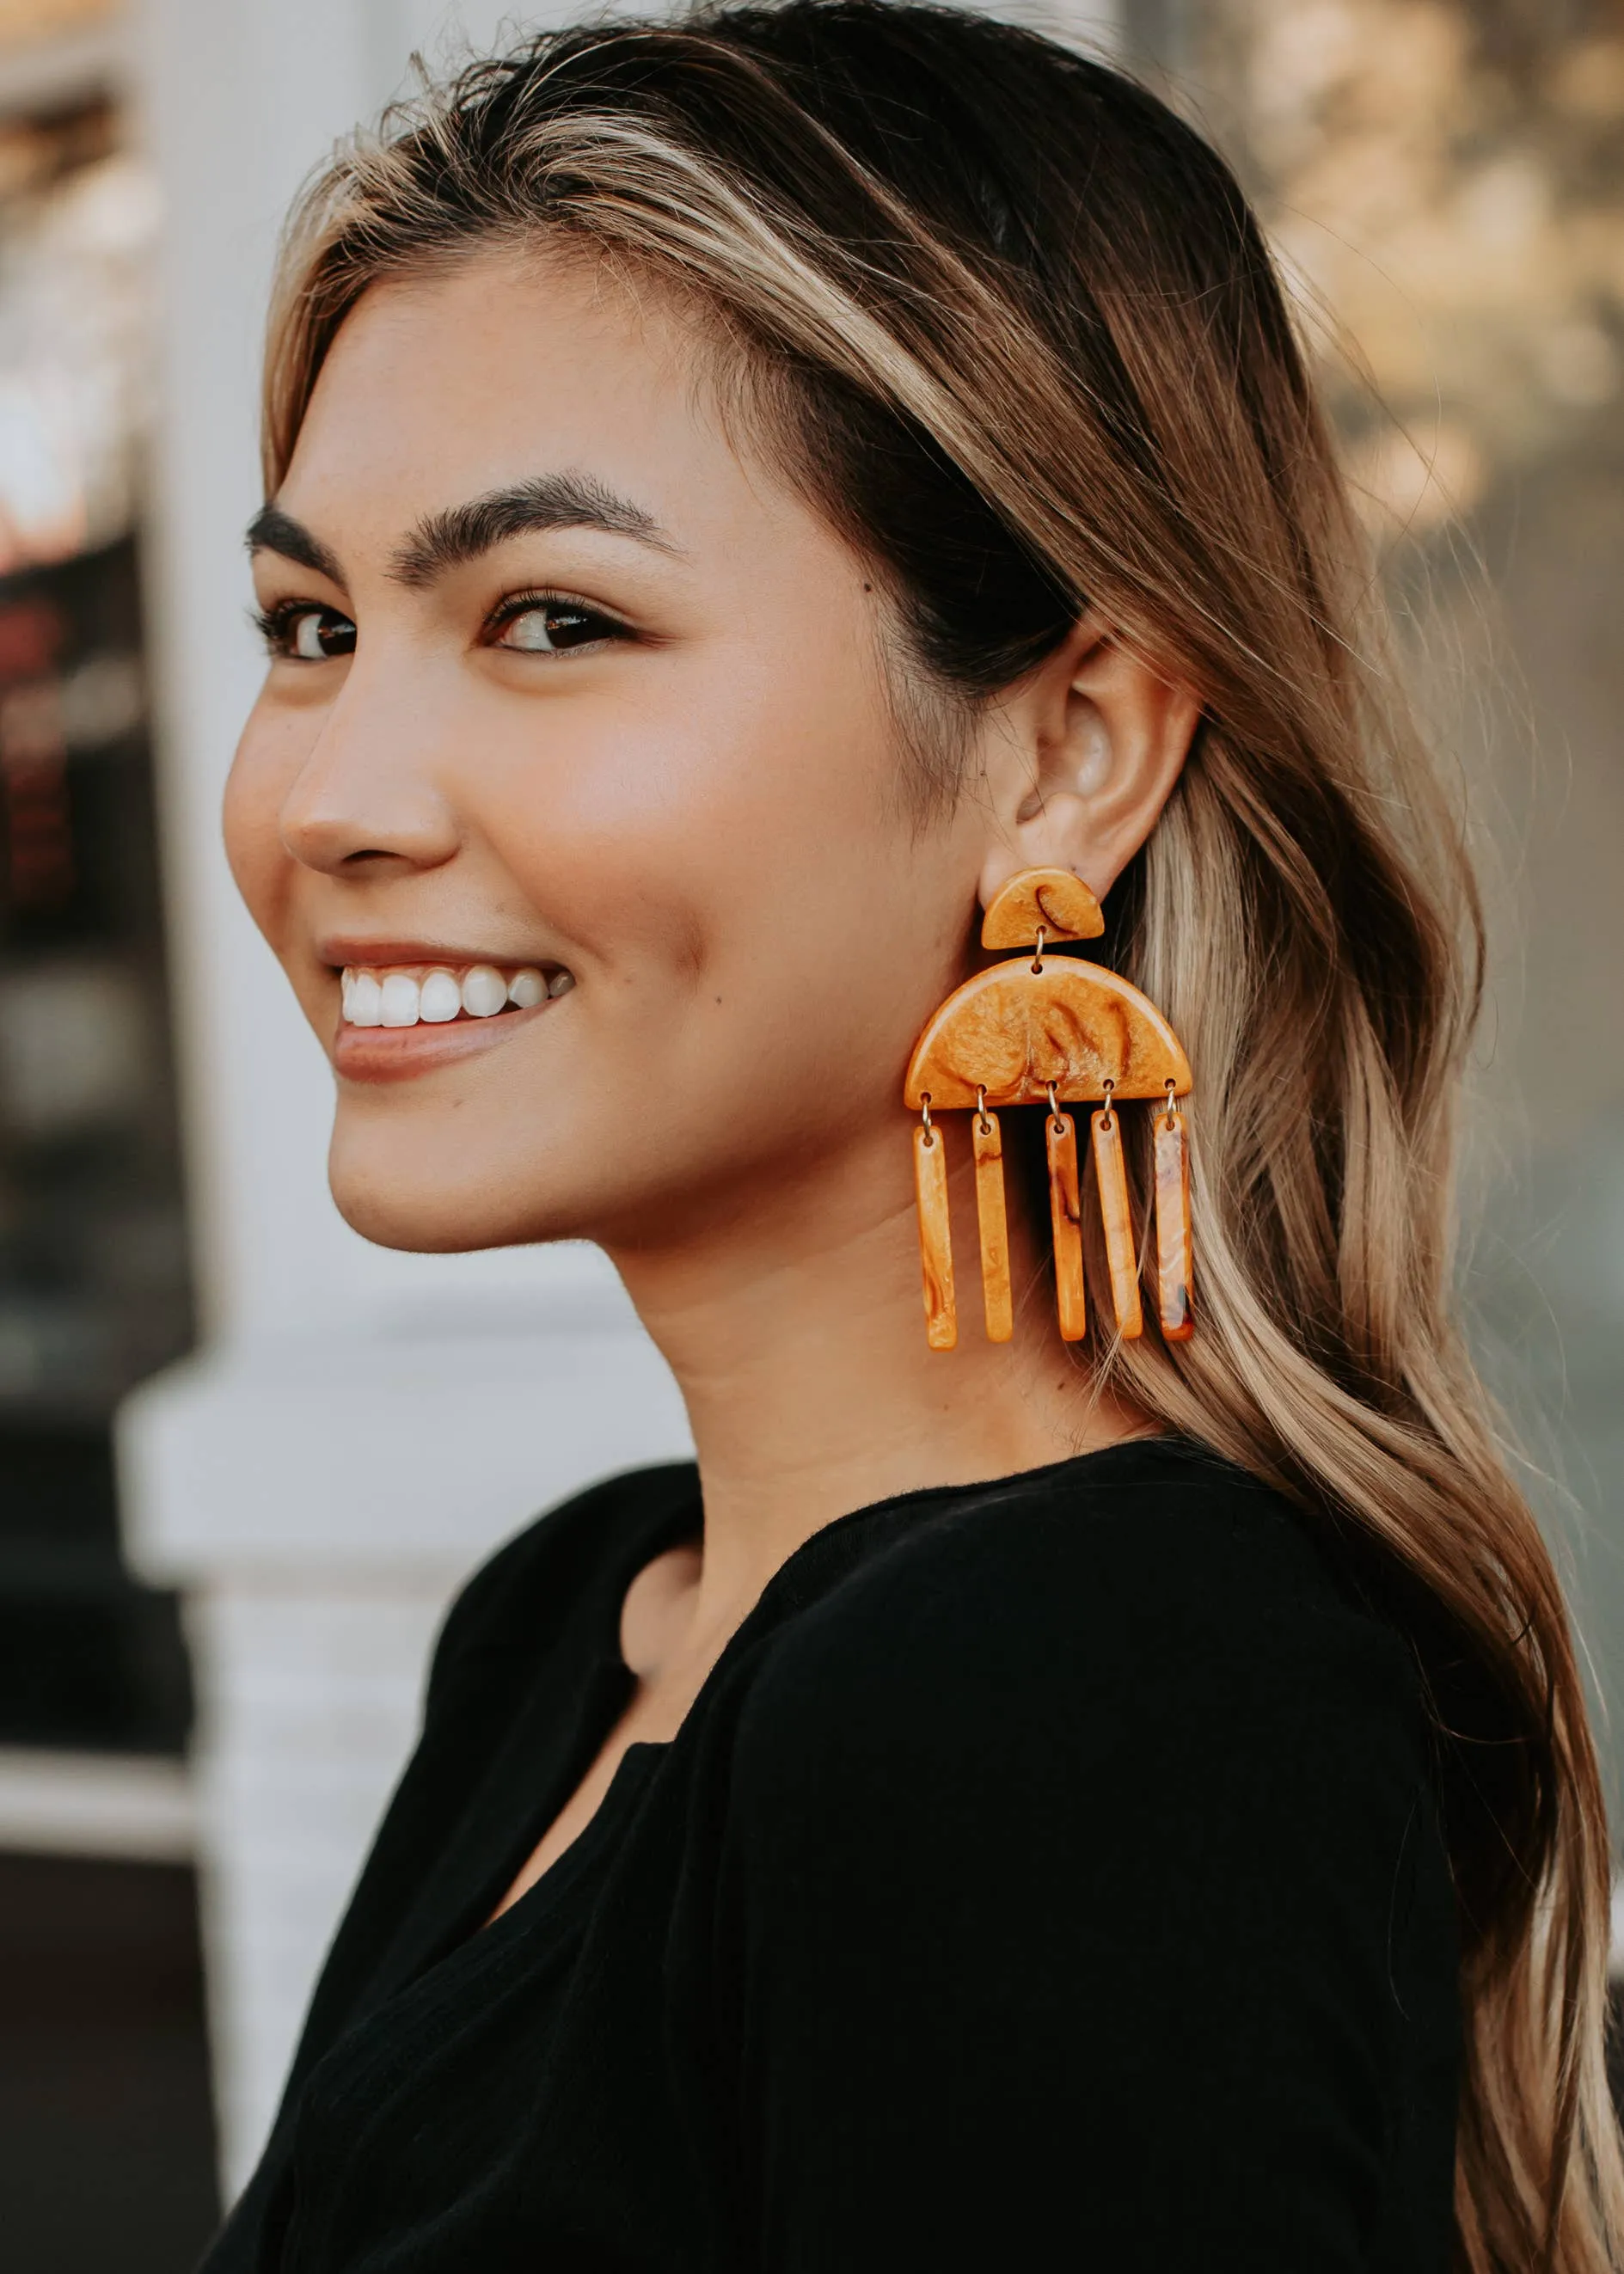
[227,248,990,1256]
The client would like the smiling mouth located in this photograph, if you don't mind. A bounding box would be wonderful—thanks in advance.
[332,959,576,1083]
[340,959,575,1028]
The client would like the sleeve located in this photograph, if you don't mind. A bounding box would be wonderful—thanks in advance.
[719,1552,1455,2272]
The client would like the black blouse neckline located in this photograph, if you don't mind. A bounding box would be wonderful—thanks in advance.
[443,1486,700,1948]
[460,1434,1200,1948]
[482,1434,1217,1937]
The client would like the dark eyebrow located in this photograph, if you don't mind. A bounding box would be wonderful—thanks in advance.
[387,471,679,588]
[245,503,346,587]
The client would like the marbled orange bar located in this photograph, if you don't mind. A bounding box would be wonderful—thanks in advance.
[1155,1110,1194,1342]
[971,1111,1013,1343]
[1091,1106,1143,1339]
[1045,1111,1088,1342]
[913,1120,957,1351]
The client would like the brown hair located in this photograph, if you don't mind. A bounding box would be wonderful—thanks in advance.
[260,6,1623,2261]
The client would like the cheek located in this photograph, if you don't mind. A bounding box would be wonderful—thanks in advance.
[482,681,942,1184]
[480,641,899,990]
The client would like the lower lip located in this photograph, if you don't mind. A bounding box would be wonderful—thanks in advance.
[333,1001,553,1084]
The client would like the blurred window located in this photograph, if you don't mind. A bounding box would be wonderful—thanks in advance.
[0,62,193,1756]
[1122,0,1624,1811]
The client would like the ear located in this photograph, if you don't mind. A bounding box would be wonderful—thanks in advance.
[976,613,1200,915]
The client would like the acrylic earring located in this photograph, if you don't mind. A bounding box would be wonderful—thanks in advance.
[1044,1086,1087,1342]
[971,1088,1013,1343]
[1153,1082,1194,1342]
[902,865,1194,1348]
[912,1095,956,1351]
[1091,1082,1143,1340]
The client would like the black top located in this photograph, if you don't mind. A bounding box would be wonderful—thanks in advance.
[202,1438,1460,2273]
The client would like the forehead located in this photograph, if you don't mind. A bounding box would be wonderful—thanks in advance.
[279,246,799,555]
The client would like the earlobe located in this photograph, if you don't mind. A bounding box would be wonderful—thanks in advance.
[978,618,1199,917]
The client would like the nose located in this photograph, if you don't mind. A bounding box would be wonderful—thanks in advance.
[277,664,460,878]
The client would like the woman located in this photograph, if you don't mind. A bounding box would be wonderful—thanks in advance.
[205,3,1622,2267]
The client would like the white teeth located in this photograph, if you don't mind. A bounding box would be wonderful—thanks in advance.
[419,969,462,1024]
[339,961,573,1027]
[461,965,507,1018]
[348,972,383,1027]
[380,973,420,1027]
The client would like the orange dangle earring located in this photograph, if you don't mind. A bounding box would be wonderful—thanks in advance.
[902,866,1195,1350]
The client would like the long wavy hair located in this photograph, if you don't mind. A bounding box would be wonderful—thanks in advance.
[258,5,1623,2262]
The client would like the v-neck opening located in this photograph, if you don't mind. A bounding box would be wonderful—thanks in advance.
[398,1433,1208,1986]
[475,1499,700,1900]
[382,1480,702,1982]
[475,1740,667,1946]
[455,1434,1203,1951]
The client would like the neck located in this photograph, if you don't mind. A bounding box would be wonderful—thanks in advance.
[605,1120,1149,1632]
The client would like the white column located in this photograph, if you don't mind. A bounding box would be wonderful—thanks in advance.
[119,0,689,2196]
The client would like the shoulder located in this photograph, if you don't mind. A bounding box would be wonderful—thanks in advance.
[426,1460,699,1718]
[710,1447,1459,2265]
[729,1438,1430,1832]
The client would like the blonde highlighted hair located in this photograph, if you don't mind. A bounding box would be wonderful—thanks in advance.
[260,6,1623,2261]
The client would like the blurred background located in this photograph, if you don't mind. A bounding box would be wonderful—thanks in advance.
[0,0,1615,2266]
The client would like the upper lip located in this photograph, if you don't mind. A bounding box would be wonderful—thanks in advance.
[316,936,557,970]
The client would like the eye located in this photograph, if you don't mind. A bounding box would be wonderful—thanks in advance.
[256,602,356,661]
[490,595,628,654]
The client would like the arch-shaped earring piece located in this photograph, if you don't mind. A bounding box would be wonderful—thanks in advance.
[903,867,1194,1348]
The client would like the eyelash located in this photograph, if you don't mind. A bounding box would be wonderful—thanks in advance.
[250,590,635,660]
[251,598,346,658]
[482,588,634,653]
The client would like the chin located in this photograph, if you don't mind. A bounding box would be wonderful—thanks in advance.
[328,1136,569,1256]
[331,1181,523,1254]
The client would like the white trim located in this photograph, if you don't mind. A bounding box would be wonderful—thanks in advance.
[0,1745,195,1861]
[119,1317,691,1578]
